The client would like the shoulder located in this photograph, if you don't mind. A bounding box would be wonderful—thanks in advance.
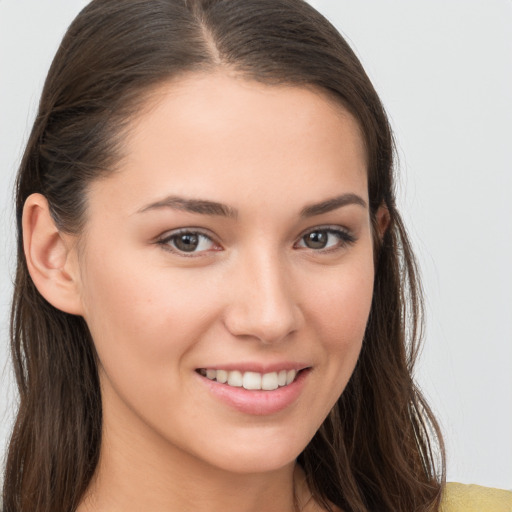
[440,482,512,512]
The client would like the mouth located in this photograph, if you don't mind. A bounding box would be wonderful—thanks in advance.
[196,366,311,415]
[196,368,304,391]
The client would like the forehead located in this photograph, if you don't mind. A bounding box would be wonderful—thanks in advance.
[91,72,368,215]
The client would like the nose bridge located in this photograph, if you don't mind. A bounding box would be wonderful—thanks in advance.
[224,244,300,344]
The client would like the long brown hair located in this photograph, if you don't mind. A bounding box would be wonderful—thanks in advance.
[3,1,445,511]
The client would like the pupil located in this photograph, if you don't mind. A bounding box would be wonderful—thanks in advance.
[175,233,199,252]
[305,231,327,249]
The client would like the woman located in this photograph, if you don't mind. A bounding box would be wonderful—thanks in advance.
[2,1,510,511]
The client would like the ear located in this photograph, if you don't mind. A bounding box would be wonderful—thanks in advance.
[375,204,390,241]
[22,193,84,315]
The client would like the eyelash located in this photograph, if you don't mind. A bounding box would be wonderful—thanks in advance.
[157,228,220,257]
[156,226,356,257]
[294,226,356,252]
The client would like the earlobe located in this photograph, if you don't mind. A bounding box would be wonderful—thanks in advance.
[22,193,84,315]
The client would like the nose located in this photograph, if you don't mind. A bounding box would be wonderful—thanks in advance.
[223,250,302,344]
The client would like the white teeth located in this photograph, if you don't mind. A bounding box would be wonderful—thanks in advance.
[227,370,243,387]
[261,372,278,390]
[216,369,228,384]
[286,370,297,385]
[200,368,301,390]
[243,371,262,390]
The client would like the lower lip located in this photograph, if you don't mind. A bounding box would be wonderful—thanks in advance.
[197,369,310,415]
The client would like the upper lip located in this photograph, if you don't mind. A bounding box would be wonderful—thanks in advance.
[195,362,311,373]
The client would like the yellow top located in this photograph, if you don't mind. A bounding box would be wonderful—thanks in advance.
[441,482,512,512]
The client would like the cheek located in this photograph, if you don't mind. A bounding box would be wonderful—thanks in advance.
[78,248,222,377]
[303,255,375,394]
[307,257,375,342]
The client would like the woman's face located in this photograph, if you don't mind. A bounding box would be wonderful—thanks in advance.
[76,72,378,474]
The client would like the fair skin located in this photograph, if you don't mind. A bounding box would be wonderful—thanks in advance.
[23,72,388,512]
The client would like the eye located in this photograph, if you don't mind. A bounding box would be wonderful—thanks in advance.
[295,227,355,251]
[158,230,219,254]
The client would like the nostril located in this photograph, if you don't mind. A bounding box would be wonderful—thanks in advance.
[223,303,302,344]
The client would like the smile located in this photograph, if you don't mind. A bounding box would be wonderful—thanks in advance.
[197,368,299,390]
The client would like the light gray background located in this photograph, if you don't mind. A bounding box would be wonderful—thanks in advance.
[1,0,511,489]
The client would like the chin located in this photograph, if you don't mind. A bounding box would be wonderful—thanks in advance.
[203,446,299,475]
[183,424,316,475]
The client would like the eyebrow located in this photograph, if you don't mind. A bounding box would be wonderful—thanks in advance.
[300,193,367,217]
[138,196,237,218]
[137,192,366,218]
